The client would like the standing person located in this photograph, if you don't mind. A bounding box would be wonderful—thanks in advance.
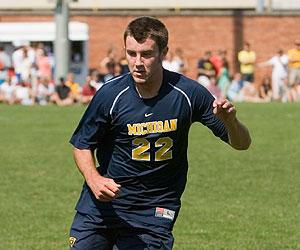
[238,42,256,82]
[197,50,216,88]
[287,39,300,87]
[69,16,251,250]
[36,49,52,80]
[18,48,33,84]
[257,49,288,101]
[197,50,216,79]
[209,49,223,77]
[217,50,231,98]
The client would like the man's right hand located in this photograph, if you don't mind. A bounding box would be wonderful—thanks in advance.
[72,147,121,202]
[87,174,121,202]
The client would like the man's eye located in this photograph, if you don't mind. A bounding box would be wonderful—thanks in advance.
[127,51,136,57]
[142,52,153,58]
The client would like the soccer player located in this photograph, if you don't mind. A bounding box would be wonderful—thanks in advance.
[69,16,251,249]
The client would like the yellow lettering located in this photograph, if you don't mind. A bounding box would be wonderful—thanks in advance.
[152,122,157,133]
[147,122,154,134]
[156,121,164,133]
[128,119,177,136]
[163,120,171,132]
[141,123,147,135]
[136,124,142,135]
[127,124,137,135]
[170,119,177,131]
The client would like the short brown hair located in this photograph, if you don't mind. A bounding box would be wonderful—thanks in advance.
[124,16,168,52]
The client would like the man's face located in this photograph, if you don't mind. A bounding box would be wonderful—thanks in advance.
[125,35,166,84]
[244,44,250,51]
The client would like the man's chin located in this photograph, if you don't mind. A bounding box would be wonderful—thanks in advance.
[132,75,147,84]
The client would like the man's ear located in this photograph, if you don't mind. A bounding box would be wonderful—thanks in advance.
[163,47,169,57]
[161,46,169,60]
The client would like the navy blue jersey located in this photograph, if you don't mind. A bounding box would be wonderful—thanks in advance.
[70,69,229,232]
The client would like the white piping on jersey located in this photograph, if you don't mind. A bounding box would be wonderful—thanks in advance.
[105,72,130,85]
[167,82,193,123]
[109,86,130,117]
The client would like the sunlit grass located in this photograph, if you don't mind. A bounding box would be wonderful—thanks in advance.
[0,103,299,249]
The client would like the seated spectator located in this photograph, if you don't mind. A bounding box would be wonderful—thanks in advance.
[197,75,211,88]
[0,46,11,85]
[162,51,176,72]
[81,75,97,105]
[65,72,81,102]
[239,81,269,103]
[0,76,15,104]
[50,77,73,106]
[89,69,104,90]
[227,73,248,101]
[118,56,129,74]
[172,48,188,74]
[228,75,268,103]
[206,76,221,99]
[99,47,117,76]
[34,77,55,105]
[259,76,273,102]
[287,83,300,102]
[103,61,116,82]
[12,81,34,105]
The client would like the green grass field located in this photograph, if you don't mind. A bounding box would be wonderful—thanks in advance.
[0,103,299,250]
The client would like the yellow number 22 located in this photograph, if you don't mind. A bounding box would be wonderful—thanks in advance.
[132,137,173,162]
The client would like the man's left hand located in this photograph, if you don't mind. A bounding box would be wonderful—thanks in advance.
[213,99,236,123]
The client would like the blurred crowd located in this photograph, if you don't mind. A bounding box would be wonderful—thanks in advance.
[0,44,129,106]
[1,40,300,106]
[195,40,300,103]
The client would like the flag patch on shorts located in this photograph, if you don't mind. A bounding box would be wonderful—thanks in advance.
[155,207,175,221]
[69,236,76,247]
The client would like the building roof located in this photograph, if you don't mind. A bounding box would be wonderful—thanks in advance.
[0,21,88,42]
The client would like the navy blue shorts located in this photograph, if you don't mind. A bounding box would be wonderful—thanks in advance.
[69,212,174,250]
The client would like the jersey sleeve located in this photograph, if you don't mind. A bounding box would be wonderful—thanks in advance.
[191,83,229,143]
[69,92,111,150]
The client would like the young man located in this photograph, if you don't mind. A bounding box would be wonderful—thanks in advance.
[69,16,251,249]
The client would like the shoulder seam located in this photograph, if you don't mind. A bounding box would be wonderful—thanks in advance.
[104,72,130,85]
[109,86,130,117]
[167,82,193,123]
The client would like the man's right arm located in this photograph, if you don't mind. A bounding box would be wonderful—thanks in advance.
[73,147,121,202]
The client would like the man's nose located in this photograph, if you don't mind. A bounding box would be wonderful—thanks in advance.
[135,54,143,66]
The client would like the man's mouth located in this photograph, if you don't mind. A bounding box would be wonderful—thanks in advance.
[134,70,146,76]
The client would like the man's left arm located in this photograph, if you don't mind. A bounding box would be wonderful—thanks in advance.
[213,99,251,150]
